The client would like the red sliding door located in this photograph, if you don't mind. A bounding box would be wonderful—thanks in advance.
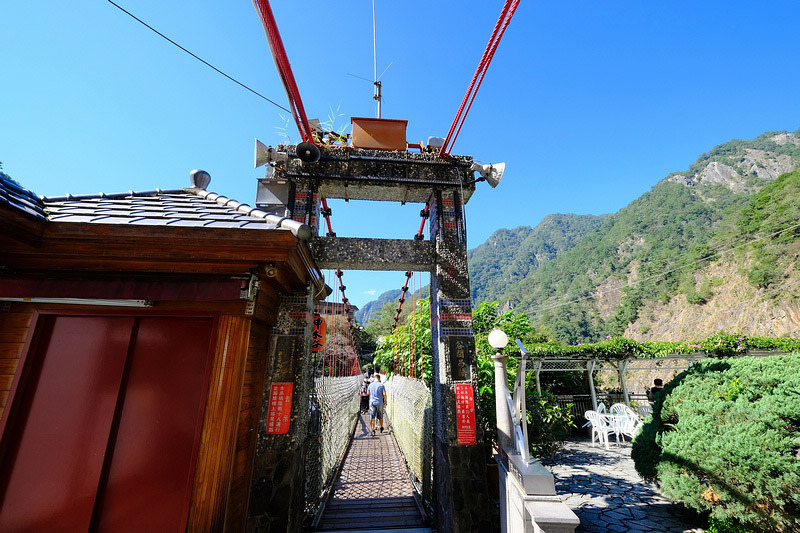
[0,314,215,532]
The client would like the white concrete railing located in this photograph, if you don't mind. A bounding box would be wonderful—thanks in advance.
[493,338,580,533]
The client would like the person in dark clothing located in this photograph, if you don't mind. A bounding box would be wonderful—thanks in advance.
[359,378,370,414]
[648,378,664,401]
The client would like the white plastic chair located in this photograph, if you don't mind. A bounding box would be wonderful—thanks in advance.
[584,410,614,450]
[582,402,607,428]
[618,405,643,440]
[609,403,627,415]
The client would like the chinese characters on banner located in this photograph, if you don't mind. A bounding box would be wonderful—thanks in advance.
[312,313,326,352]
[454,383,476,445]
[266,382,293,434]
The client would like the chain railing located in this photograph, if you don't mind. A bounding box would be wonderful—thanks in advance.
[305,374,362,515]
[385,374,433,509]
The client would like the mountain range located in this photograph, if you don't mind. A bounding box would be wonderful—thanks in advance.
[359,130,800,344]
[467,130,800,343]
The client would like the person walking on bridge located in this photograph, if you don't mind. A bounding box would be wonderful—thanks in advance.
[368,374,387,436]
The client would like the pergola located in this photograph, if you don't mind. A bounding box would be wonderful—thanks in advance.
[528,350,785,410]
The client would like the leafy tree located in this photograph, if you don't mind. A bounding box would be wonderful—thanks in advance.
[372,299,431,383]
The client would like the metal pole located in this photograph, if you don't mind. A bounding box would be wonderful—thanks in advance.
[517,348,531,464]
[587,360,598,411]
[619,359,631,407]
[534,360,542,394]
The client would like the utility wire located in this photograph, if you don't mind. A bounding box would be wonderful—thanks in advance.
[107,0,291,114]
[530,218,800,316]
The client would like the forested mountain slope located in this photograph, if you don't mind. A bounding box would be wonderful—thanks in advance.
[468,130,800,343]
[467,214,608,304]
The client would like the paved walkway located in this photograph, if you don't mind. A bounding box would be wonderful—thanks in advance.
[316,413,428,532]
[540,438,706,533]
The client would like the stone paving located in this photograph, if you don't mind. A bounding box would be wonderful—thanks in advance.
[540,438,706,533]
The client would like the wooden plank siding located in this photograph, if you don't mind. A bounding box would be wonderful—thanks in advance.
[0,305,33,422]
[188,315,251,532]
[224,285,279,531]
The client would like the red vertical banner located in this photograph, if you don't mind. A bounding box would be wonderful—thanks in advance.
[266,383,293,434]
[454,383,476,445]
[312,313,326,352]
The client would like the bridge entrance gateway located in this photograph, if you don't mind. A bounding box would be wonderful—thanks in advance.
[249,143,492,531]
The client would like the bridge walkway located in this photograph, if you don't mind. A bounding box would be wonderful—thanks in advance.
[315,413,430,532]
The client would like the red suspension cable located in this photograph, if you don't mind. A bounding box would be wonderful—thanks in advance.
[252,0,315,143]
[393,205,430,330]
[439,0,520,157]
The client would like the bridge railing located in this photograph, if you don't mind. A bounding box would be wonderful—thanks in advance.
[385,374,433,510]
[305,374,362,515]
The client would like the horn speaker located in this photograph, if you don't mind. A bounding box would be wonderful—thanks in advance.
[296,142,321,163]
[471,162,506,188]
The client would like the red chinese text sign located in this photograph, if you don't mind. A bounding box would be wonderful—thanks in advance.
[454,383,476,445]
[266,383,293,434]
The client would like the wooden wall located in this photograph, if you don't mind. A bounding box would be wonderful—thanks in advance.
[187,314,251,531]
[0,303,33,423]
[224,281,280,531]
[0,280,285,533]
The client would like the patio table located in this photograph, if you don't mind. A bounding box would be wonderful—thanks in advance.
[600,413,629,446]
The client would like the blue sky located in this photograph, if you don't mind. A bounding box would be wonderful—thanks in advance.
[2,1,800,310]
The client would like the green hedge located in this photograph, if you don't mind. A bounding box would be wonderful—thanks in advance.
[525,333,800,360]
[631,354,800,532]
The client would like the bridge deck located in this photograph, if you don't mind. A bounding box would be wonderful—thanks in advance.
[316,414,429,532]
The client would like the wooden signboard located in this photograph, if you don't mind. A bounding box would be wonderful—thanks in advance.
[454,383,476,445]
[266,383,293,434]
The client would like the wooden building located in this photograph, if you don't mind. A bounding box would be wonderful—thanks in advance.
[0,171,323,531]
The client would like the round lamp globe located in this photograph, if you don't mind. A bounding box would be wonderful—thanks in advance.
[488,328,509,350]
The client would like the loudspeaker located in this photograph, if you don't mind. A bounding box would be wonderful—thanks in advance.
[254,138,270,168]
[471,162,506,188]
[485,162,505,188]
[296,142,321,163]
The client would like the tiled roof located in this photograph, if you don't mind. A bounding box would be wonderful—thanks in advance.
[42,189,285,230]
[1,172,311,239]
[0,173,47,220]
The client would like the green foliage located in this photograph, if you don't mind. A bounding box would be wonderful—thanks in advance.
[364,300,405,340]
[525,390,575,457]
[353,321,377,354]
[518,332,800,360]
[732,169,800,289]
[631,354,800,532]
[472,301,552,450]
[707,516,753,533]
[372,299,432,385]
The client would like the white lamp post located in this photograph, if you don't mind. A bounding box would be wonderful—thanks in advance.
[488,328,513,449]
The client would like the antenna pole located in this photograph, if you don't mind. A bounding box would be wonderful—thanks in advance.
[372,0,381,118]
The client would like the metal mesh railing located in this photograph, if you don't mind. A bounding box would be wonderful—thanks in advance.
[385,375,433,508]
[305,374,362,514]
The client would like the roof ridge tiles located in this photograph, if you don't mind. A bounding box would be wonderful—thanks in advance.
[41,188,185,202]
[188,187,310,239]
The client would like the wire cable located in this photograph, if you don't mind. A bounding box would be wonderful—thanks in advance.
[107,0,292,114]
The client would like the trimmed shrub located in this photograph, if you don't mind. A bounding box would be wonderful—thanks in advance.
[631,354,800,532]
